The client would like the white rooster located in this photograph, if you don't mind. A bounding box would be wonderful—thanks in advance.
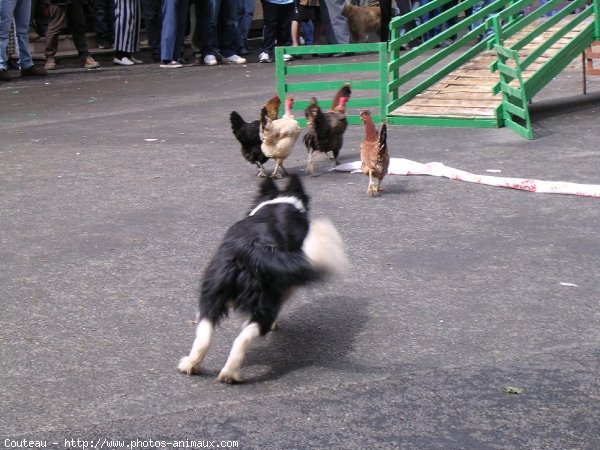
[259,95,301,178]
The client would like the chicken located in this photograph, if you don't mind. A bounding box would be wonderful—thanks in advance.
[303,83,352,176]
[359,110,389,196]
[259,95,301,178]
[230,94,281,177]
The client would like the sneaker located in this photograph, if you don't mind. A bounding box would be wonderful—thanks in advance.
[129,56,143,64]
[44,57,56,70]
[0,69,12,81]
[20,64,47,77]
[222,54,246,64]
[204,55,217,66]
[159,60,183,68]
[177,57,196,66]
[259,52,271,63]
[283,53,294,62]
[82,56,100,69]
[98,41,112,49]
[113,56,134,66]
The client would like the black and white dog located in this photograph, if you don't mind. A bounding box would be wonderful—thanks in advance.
[178,174,347,383]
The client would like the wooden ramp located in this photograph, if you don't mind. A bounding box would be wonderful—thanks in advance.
[388,19,591,121]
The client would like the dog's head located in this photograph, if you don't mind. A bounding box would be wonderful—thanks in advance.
[253,174,310,213]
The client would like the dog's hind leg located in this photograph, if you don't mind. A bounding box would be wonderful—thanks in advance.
[178,318,214,375]
[217,322,261,383]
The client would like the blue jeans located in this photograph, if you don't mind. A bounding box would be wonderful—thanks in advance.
[161,0,189,61]
[237,0,254,51]
[201,0,242,58]
[0,0,34,70]
[470,0,493,36]
[91,0,115,43]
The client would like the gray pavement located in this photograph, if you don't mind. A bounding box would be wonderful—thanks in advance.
[1,52,600,450]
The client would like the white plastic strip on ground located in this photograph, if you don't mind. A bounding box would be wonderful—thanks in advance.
[333,158,600,198]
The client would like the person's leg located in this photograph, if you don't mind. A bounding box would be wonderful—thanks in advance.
[141,0,161,60]
[0,0,18,70]
[200,0,218,57]
[320,0,348,44]
[259,0,277,58]
[13,0,34,68]
[238,0,254,52]
[44,3,67,58]
[161,0,176,60]
[68,0,91,58]
[172,0,188,60]
[275,1,293,48]
[218,0,240,57]
[379,0,391,41]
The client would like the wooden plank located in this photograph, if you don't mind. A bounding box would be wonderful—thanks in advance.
[405,98,500,107]
[432,78,497,86]
[416,91,497,100]
[394,105,496,117]
[390,16,591,122]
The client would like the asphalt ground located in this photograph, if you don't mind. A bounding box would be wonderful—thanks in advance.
[1,50,600,449]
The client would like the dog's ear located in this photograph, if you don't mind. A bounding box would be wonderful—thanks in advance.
[259,177,279,197]
[286,174,310,209]
[286,174,304,195]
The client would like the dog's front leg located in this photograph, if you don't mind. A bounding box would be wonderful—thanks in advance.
[218,322,261,383]
[178,318,214,375]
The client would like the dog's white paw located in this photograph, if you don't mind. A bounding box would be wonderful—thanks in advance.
[217,369,242,384]
[178,356,199,375]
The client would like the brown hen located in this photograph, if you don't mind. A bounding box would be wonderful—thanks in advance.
[359,110,389,196]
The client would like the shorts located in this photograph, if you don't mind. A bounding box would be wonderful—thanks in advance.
[293,5,321,23]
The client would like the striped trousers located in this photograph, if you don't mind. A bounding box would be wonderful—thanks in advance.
[114,0,141,53]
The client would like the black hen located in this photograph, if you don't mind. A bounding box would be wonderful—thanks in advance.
[230,95,281,177]
[303,84,351,176]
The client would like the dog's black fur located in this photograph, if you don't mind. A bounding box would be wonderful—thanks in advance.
[200,175,321,335]
[179,174,346,382]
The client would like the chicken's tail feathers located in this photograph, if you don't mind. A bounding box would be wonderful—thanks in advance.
[229,111,245,130]
[379,123,387,147]
[303,130,318,151]
[259,106,271,135]
[302,217,348,277]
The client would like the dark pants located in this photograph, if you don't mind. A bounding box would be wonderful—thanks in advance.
[91,0,115,43]
[200,0,243,58]
[141,0,162,59]
[260,0,293,56]
[45,0,90,59]
[380,0,415,42]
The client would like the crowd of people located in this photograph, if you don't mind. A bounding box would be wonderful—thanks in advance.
[1,0,504,82]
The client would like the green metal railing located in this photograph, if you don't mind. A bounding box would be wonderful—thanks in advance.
[386,0,599,134]
[274,42,388,126]
[387,0,508,128]
[274,0,599,138]
[490,0,598,138]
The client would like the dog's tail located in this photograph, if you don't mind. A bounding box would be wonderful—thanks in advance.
[302,217,348,277]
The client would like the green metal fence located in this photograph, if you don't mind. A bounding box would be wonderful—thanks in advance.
[273,0,599,138]
[490,0,599,138]
[387,0,509,128]
[274,42,388,126]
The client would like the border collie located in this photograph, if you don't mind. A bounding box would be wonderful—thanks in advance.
[178,174,347,383]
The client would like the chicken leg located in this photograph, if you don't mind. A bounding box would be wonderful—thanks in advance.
[271,159,288,178]
[305,151,315,176]
[366,169,375,196]
[255,162,268,178]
